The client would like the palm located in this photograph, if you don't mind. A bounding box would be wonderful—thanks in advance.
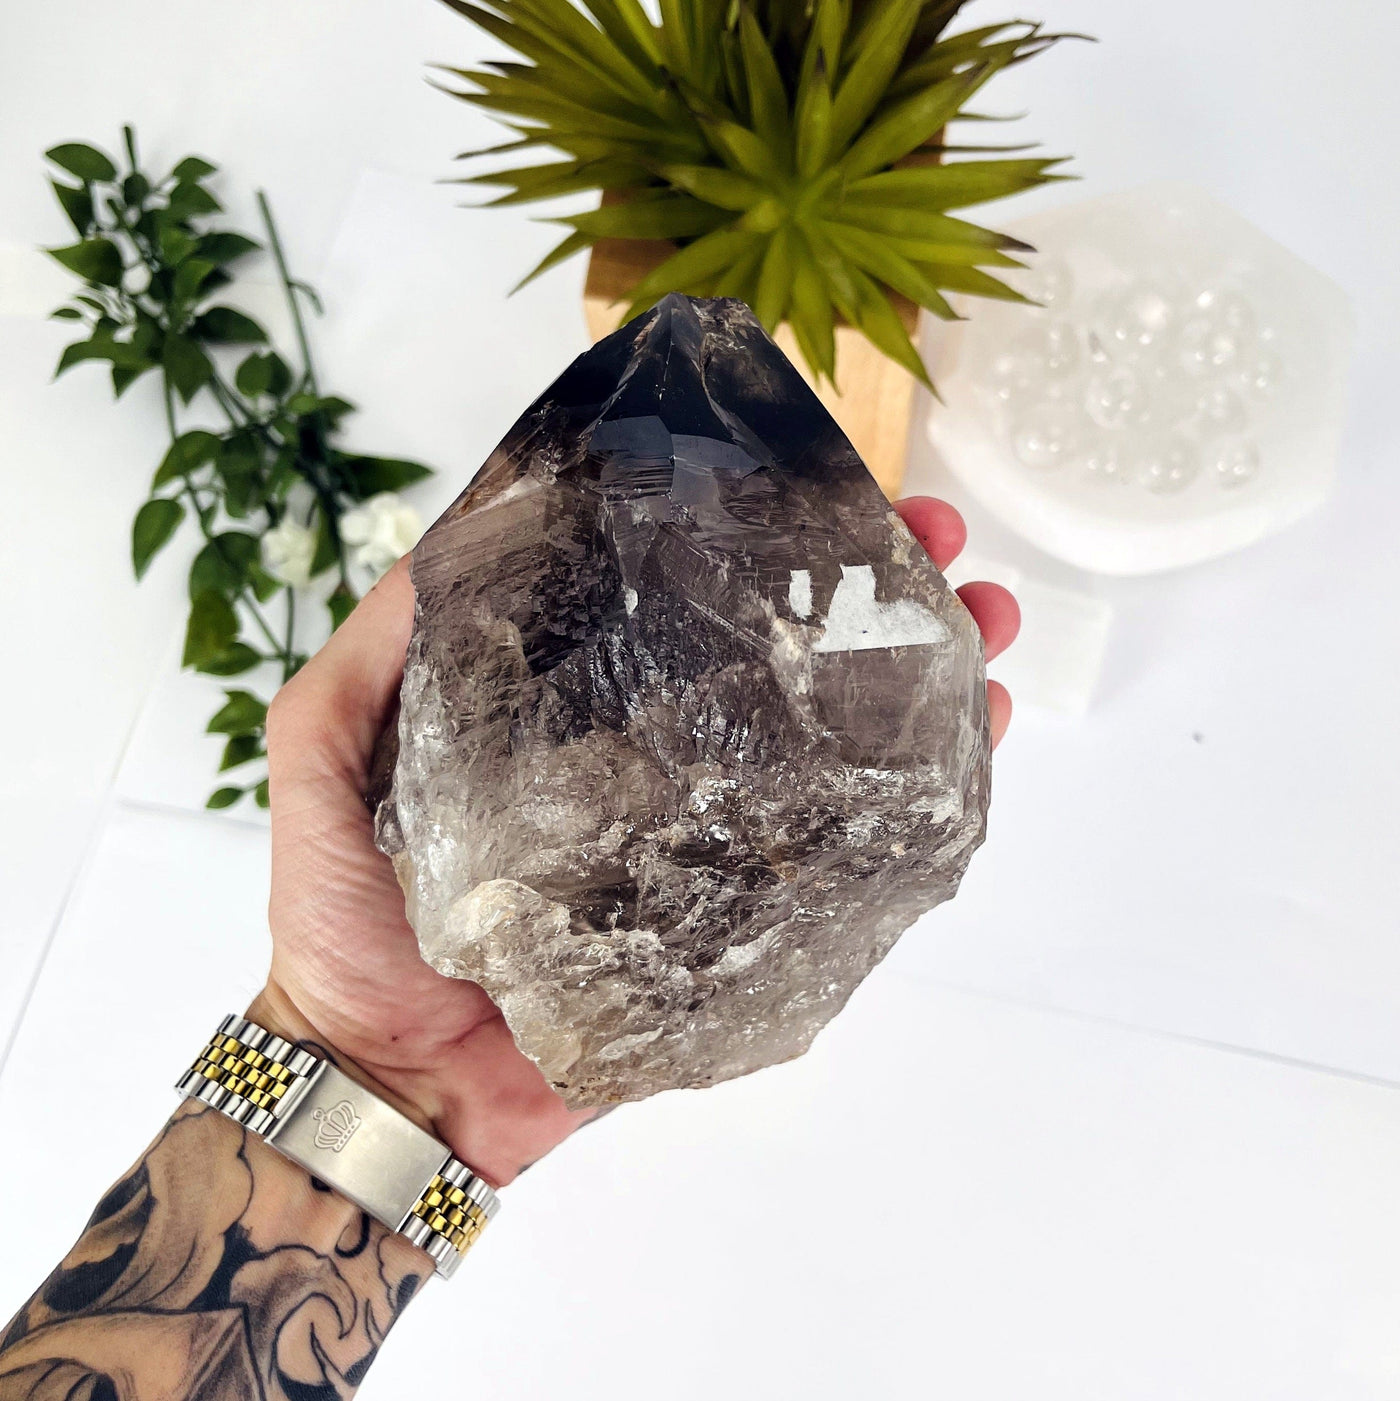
[268,795,592,1181]
[261,497,1017,1186]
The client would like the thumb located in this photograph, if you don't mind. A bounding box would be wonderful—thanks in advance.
[266,556,415,796]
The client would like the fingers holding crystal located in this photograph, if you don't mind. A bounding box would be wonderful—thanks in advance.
[267,555,415,795]
[955,580,1021,662]
[894,494,1017,745]
[957,580,1017,746]
[894,494,967,571]
[988,680,1012,749]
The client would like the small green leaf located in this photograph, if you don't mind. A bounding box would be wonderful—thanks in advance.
[136,207,163,246]
[152,429,221,488]
[132,498,185,579]
[219,734,264,771]
[234,350,272,398]
[172,156,218,182]
[168,181,221,218]
[234,351,291,399]
[254,778,271,809]
[286,393,355,424]
[47,239,123,286]
[45,143,117,183]
[266,450,300,500]
[192,306,267,344]
[50,306,83,321]
[328,584,357,631]
[216,432,264,517]
[189,531,260,600]
[265,353,293,397]
[51,182,94,236]
[122,172,150,205]
[198,232,260,265]
[201,267,234,297]
[56,336,113,376]
[343,456,434,496]
[171,257,216,305]
[112,362,154,398]
[207,689,268,736]
[164,334,214,404]
[310,506,339,578]
[183,589,238,668]
[158,224,198,265]
[248,563,282,603]
[206,786,244,810]
[62,331,153,375]
[201,642,263,676]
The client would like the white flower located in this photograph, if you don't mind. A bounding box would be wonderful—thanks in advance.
[261,517,317,588]
[340,492,423,580]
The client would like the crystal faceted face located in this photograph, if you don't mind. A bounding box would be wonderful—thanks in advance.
[374,295,990,1106]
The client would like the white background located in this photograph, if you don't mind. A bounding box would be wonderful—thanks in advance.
[1,1,1398,1396]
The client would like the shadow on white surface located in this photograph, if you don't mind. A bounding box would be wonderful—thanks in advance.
[4,802,1400,1399]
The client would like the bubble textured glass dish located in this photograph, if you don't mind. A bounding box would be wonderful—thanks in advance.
[924,184,1354,575]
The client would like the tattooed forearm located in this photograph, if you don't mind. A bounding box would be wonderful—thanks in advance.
[0,1104,426,1401]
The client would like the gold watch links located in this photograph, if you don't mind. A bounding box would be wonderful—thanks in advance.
[176,1014,499,1278]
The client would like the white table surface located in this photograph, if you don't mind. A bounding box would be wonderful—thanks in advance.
[2,1,1397,1396]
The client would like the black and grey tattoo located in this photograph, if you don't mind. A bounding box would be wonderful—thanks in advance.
[0,1105,425,1401]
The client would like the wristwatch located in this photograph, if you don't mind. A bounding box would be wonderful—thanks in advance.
[176,1013,499,1279]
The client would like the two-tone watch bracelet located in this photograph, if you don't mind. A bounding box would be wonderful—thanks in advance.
[176,1014,499,1279]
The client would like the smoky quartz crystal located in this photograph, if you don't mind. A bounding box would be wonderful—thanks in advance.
[374,295,990,1106]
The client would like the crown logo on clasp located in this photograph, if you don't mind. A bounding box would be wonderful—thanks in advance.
[311,1099,362,1153]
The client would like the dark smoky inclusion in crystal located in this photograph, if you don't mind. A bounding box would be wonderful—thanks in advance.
[375,295,990,1106]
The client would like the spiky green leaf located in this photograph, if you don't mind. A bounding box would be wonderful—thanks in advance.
[436,0,1075,382]
[622,225,760,317]
[825,221,958,319]
[848,157,1067,210]
[844,265,931,386]
[838,64,989,179]
[561,194,730,240]
[829,0,921,151]
[512,229,593,290]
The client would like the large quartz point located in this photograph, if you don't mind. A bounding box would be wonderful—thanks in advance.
[375,295,990,1106]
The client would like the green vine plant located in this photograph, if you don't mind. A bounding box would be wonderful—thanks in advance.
[44,126,433,810]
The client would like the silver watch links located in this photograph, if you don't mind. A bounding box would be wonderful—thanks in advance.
[176,1013,499,1279]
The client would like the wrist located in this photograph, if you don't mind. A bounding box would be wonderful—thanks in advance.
[246,981,441,1140]
[200,997,501,1277]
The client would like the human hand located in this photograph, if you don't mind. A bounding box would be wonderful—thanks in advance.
[252,496,1019,1186]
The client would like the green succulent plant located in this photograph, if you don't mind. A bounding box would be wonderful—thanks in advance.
[436,0,1074,385]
